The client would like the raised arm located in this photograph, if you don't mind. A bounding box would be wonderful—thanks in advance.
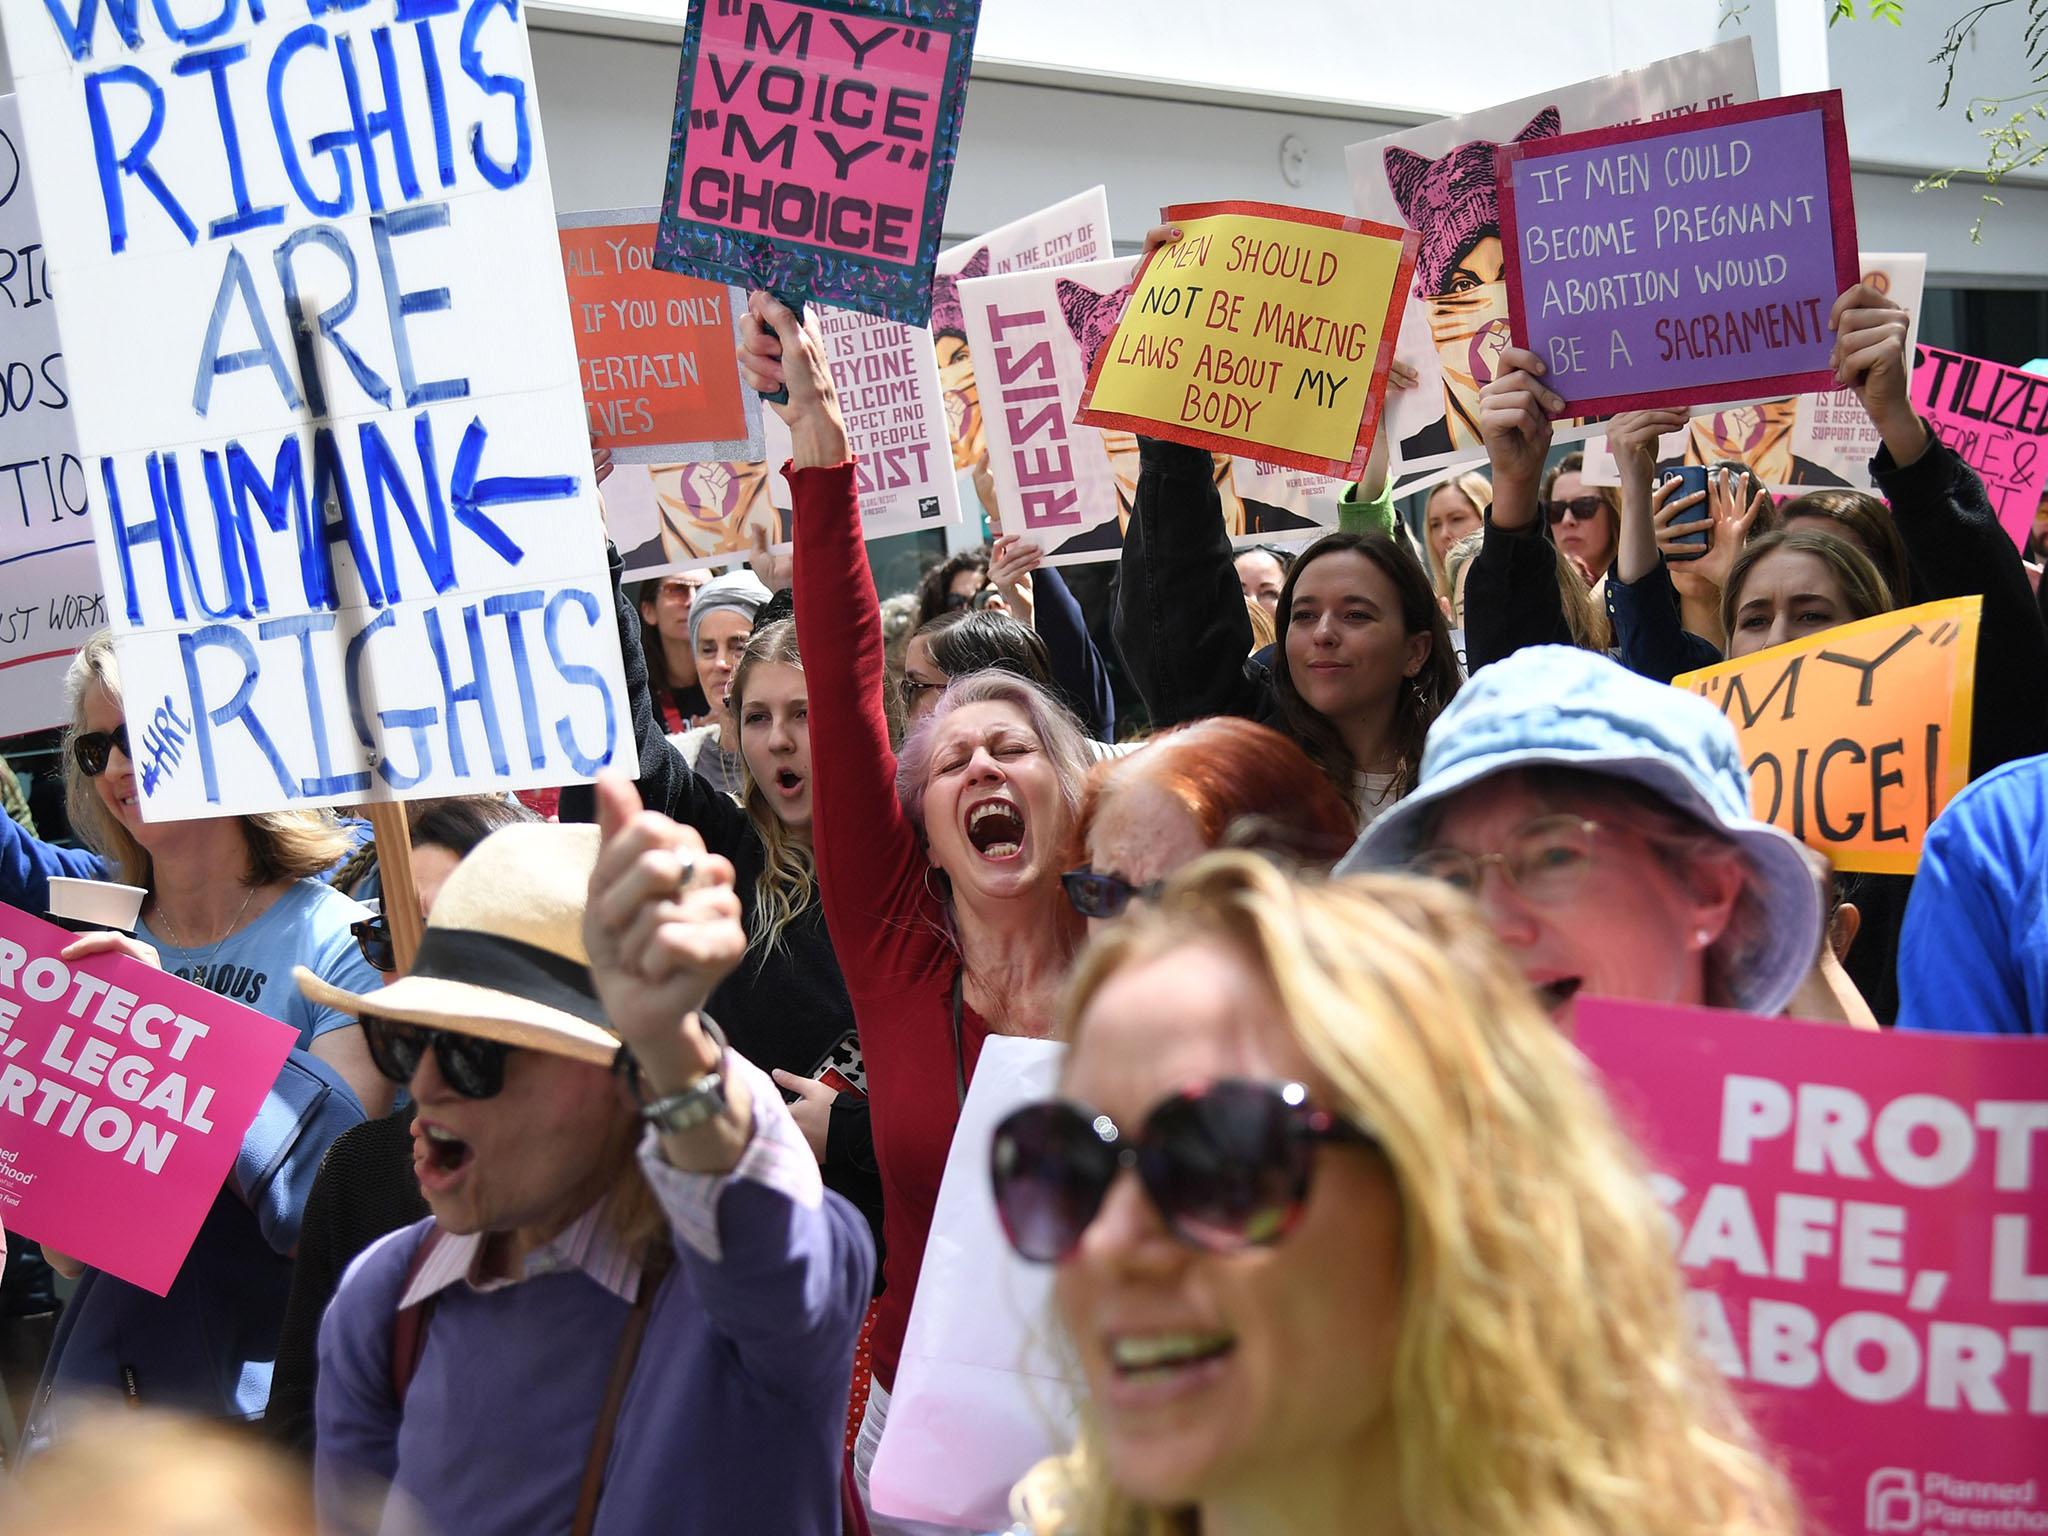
[1605,409,1728,683]
[0,805,111,916]
[1114,436,1264,726]
[740,292,934,976]
[1833,283,2048,773]
[994,540,1115,742]
[1465,346,1572,670]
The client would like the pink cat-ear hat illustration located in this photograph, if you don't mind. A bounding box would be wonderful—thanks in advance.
[1383,107,1561,297]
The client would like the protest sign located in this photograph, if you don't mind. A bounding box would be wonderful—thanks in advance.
[609,304,959,580]
[960,256,1339,565]
[654,0,980,326]
[1497,92,1860,417]
[1575,1000,2048,1535]
[1673,596,1980,875]
[933,187,1113,474]
[0,0,630,820]
[1348,39,1759,479]
[558,209,762,465]
[1579,253,1927,495]
[0,905,295,1295]
[0,95,102,738]
[1075,201,1416,479]
[1910,345,2048,554]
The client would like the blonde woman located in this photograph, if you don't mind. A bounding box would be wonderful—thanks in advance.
[1421,471,1490,597]
[990,854,1797,1536]
[4,632,377,1443]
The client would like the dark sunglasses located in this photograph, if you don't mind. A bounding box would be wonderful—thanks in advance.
[1544,495,1608,525]
[362,1016,515,1099]
[1060,868,1161,920]
[72,724,130,777]
[990,1079,1375,1264]
[351,916,395,973]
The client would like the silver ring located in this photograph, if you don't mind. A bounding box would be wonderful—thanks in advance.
[674,858,696,895]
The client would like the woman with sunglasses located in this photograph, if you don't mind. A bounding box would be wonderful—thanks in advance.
[742,288,1096,1530]
[990,853,1796,1536]
[1062,719,1355,928]
[7,634,380,1446]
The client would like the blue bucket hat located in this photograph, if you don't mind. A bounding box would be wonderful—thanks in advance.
[1338,646,1821,1016]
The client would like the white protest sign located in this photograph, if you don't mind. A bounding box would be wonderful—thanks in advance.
[962,256,1340,567]
[0,95,102,737]
[0,0,628,817]
[932,186,1114,476]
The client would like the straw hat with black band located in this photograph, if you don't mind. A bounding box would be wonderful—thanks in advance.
[297,822,681,1067]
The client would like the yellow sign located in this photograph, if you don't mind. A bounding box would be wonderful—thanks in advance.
[1075,200,1417,478]
[1673,597,1981,874]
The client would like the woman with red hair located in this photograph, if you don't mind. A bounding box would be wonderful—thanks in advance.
[1062,718,1357,925]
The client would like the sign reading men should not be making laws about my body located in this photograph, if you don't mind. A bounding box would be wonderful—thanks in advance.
[0,0,629,819]
[656,0,980,325]
[1077,201,1417,480]
[1497,92,1859,416]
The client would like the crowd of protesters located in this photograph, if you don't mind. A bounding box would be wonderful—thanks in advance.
[0,212,2042,1536]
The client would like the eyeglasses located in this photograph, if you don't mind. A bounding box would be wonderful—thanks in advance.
[72,724,130,777]
[351,916,395,973]
[991,1080,1376,1264]
[1409,815,1601,902]
[362,1016,515,1099]
[1544,496,1608,525]
[1060,868,1162,920]
[898,674,946,712]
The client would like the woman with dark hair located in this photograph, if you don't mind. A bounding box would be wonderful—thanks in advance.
[632,571,711,731]
[1115,449,1459,821]
[1062,718,1357,929]
[914,546,994,629]
[1775,487,1913,604]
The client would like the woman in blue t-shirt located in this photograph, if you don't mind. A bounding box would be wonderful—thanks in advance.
[2,632,381,1446]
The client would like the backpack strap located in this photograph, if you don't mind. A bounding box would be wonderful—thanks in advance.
[569,1241,675,1536]
[389,1225,446,1408]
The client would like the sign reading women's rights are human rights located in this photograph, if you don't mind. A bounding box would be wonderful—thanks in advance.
[0,0,629,820]
[1497,92,1859,417]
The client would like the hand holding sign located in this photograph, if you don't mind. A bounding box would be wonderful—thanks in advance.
[1829,282,1927,466]
[1478,345,1566,525]
[738,290,851,469]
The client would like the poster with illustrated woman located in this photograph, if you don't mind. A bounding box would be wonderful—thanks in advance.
[1347,39,1760,481]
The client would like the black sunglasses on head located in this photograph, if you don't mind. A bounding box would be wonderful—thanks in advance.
[1060,868,1161,920]
[363,1016,516,1100]
[990,1079,1376,1264]
[72,724,130,778]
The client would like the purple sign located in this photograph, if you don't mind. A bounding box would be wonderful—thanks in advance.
[1498,92,1859,416]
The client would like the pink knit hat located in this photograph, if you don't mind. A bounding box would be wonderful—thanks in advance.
[1384,107,1561,297]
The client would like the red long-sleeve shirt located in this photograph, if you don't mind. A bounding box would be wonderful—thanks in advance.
[791,459,992,1391]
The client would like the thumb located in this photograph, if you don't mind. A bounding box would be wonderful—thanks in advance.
[594,769,638,844]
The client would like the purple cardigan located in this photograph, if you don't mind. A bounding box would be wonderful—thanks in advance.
[314,1060,874,1536]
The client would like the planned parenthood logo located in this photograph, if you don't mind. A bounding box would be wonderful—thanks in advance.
[1866,1469,2047,1534]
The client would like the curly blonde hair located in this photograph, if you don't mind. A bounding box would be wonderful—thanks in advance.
[63,632,351,888]
[1014,853,1796,1536]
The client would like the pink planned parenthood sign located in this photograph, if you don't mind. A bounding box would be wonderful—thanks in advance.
[1575,999,2048,1534]
[1498,92,1859,416]
[0,906,295,1295]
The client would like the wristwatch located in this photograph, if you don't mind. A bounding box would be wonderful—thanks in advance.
[639,1070,727,1134]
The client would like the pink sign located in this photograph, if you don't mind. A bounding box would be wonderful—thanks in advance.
[1576,999,2048,1535]
[1909,345,2048,554]
[0,906,296,1295]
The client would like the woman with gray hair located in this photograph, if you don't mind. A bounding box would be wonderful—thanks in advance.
[742,287,1096,1530]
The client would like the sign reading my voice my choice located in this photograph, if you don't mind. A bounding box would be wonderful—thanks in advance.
[1498,92,1859,416]
[0,0,629,820]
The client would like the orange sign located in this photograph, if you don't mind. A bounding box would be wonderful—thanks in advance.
[558,210,761,462]
[1673,597,1980,874]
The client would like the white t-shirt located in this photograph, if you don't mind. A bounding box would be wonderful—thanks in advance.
[1352,770,1401,829]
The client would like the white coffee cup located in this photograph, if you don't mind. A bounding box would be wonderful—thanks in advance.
[46,876,148,935]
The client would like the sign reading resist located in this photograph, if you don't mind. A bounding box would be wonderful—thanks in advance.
[0,0,629,818]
